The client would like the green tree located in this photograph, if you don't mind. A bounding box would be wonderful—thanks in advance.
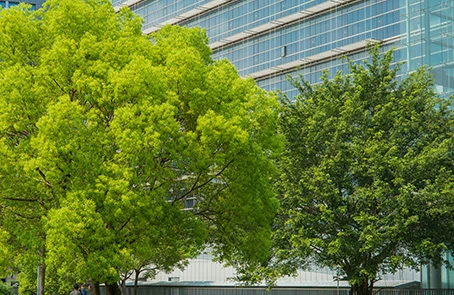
[267,47,454,295]
[0,229,12,278]
[0,1,281,295]
[0,282,13,295]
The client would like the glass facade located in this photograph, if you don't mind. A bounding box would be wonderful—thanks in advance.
[118,0,454,98]
[421,253,454,289]
[0,0,42,9]
[114,0,454,288]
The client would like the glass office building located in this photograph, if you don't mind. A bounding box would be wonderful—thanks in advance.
[421,253,454,289]
[0,0,43,9]
[112,0,454,288]
[113,0,454,99]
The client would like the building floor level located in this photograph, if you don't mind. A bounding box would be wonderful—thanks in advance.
[0,0,43,9]
[114,0,454,99]
[112,0,454,289]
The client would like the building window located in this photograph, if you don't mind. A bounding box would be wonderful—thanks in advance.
[281,45,287,57]
[2,1,35,9]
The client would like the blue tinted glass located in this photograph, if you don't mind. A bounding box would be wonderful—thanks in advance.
[0,1,4,8]
[126,0,453,97]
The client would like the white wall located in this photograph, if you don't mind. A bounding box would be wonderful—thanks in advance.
[145,253,420,287]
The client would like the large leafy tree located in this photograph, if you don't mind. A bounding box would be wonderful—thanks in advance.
[268,47,454,295]
[0,1,281,295]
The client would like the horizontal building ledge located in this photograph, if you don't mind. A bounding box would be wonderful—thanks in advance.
[113,0,143,12]
[209,0,360,50]
[248,39,380,81]
[142,0,237,34]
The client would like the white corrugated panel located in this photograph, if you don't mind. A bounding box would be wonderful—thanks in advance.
[145,255,419,287]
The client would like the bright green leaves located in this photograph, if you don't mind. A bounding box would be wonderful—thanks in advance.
[198,111,247,152]
[111,102,179,157]
[0,1,281,293]
[109,56,166,105]
[45,193,117,294]
[0,229,12,277]
[0,3,41,66]
[150,25,211,66]
[42,0,127,43]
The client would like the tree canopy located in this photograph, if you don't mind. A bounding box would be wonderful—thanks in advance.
[255,47,454,295]
[0,1,281,294]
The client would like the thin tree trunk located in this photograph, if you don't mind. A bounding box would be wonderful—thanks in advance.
[133,270,141,295]
[119,278,126,295]
[38,263,45,295]
[88,280,100,295]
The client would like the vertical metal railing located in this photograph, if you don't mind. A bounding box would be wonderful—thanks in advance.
[110,287,454,295]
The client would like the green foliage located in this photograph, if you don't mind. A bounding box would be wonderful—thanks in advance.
[263,46,454,295]
[0,282,13,295]
[0,230,12,278]
[0,1,282,294]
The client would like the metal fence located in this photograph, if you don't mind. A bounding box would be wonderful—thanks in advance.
[111,287,454,295]
[10,285,454,295]
[118,287,349,295]
[376,290,454,295]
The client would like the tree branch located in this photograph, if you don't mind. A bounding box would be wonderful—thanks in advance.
[172,158,235,206]
[118,216,131,232]
[52,78,65,93]
[36,167,52,188]
[171,172,202,206]
[194,181,229,212]
[3,197,38,202]
[14,212,40,220]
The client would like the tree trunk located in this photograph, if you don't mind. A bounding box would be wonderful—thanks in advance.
[105,282,121,295]
[38,263,45,295]
[133,270,141,295]
[119,279,125,295]
[351,279,373,295]
[87,280,100,295]
[94,282,101,295]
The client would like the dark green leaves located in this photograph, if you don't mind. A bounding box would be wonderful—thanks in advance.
[273,45,454,295]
